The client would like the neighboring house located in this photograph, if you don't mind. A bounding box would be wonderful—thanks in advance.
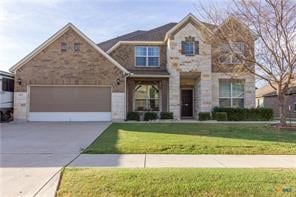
[0,70,14,118]
[256,83,296,119]
[9,13,256,121]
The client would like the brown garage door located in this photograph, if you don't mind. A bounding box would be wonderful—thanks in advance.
[30,86,111,112]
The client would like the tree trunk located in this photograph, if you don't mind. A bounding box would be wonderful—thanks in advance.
[278,93,286,126]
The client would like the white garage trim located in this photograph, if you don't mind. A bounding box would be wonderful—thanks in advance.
[28,112,111,121]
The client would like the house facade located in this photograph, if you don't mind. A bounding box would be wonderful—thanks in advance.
[10,14,256,121]
[256,83,296,119]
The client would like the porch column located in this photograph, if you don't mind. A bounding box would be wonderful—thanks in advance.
[198,72,212,112]
[169,70,180,119]
[161,79,169,112]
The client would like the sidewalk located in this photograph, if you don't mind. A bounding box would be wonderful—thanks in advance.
[114,120,296,124]
[69,154,296,168]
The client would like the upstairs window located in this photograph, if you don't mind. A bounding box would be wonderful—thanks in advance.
[135,47,160,67]
[74,43,80,51]
[181,37,199,56]
[219,42,244,64]
[219,79,244,108]
[61,42,67,52]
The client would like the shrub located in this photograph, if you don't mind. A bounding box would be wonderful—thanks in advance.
[144,112,158,121]
[198,112,211,121]
[212,107,273,121]
[126,112,140,121]
[160,112,174,119]
[214,112,228,121]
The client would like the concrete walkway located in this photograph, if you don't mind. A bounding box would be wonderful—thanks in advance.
[69,154,296,168]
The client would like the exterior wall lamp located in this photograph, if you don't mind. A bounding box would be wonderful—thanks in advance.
[17,78,22,85]
[116,78,121,85]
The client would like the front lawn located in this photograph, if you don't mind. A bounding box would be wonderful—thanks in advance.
[84,123,296,154]
[57,168,296,196]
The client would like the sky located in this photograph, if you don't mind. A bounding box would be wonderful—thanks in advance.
[0,0,230,72]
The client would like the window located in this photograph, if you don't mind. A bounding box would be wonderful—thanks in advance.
[294,103,296,112]
[135,47,160,67]
[181,39,199,56]
[134,85,159,111]
[219,80,244,108]
[2,78,14,92]
[219,42,244,64]
[74,43,80,51]
[61,42,67,52]
[184,41,194,55]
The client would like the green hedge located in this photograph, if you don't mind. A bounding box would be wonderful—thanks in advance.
[160,112,173,119]
[214,112,228,121]
[126,112,140,121]
[198,112,211,121]
[212,107,273,121]
[144,112,158,121]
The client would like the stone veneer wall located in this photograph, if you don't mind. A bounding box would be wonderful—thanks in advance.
[167,22,212,119]
[13,28,125,121]
[211,73,256,108]
[112,92,125,120]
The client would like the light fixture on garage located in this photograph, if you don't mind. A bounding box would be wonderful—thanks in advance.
[17,78,22,85]
[116,78,121,85]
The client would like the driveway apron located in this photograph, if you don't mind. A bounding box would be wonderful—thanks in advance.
[0,122,109,197]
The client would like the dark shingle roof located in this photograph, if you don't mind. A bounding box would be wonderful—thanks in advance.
[97,23,177,51]
[97,21,217,51]
[263,86,296,97]
[98,30,146,51]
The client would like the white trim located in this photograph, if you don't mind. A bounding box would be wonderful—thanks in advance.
[129,74,169,78]
[28,112,111,121]
[107,41,165,54]
[9,23,129,74]
[165,13,212,41]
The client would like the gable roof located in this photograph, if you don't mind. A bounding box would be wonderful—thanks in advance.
[98,14,218,53]
[256,76,296,97]
[98,23,177,52]
[164,13,214,41]
[9,23,129,73]
[98,30,146,51]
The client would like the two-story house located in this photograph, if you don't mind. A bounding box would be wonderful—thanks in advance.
[9,13,255,121]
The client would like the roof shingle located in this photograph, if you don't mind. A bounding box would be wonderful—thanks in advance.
[97,21,217,51]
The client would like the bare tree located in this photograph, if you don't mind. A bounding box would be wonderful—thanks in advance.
[198,0,296,125]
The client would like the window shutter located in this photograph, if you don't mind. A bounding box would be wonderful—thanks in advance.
[195,41,199,55]
[181,41,186,54]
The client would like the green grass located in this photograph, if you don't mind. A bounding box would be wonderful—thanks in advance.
[84,123,296,154]
[57,168,296,197]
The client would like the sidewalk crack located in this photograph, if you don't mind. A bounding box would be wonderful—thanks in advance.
[144,154,147,168]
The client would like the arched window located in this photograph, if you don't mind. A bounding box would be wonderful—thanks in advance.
[134,85,160,111]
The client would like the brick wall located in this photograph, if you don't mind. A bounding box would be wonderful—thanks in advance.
[15,28,125,93]
[110,44,167,73]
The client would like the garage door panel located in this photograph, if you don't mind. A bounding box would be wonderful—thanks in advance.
[30,86,111,112]
[28,112,111,121]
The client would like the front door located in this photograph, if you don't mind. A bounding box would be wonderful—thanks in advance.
[181,89,193,117]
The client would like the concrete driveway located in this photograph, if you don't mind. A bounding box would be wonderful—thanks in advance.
[0,122,109,197]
